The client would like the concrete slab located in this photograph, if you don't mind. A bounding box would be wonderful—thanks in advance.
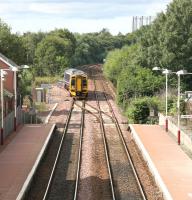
[130,124,192,200]
[0,124,55,200]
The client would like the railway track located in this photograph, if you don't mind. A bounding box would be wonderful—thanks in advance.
[43,99,85,200]
[93,69,147,200]
[25,65,157,200]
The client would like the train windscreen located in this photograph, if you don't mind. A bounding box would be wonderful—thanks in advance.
[71,78,75,86]
[82,79,87,86]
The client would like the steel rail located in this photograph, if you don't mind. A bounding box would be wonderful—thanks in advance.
[43,99,75,200]
[100,76,147,200]
[73,100,85,200]
[93,77,116,200]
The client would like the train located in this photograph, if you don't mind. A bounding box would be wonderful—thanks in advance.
[64,68,88,98]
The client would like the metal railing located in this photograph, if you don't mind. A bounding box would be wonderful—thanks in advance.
[4,111,14,138]
[0,106,41,140]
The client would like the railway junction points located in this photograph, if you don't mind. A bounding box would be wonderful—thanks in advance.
[0,65,191,200]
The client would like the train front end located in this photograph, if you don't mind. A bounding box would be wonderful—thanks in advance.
[70,75,88,98]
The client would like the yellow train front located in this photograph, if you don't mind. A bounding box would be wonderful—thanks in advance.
[64,68,88,98]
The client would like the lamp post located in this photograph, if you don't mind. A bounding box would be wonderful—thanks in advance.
[177,71,181,145]
[152,67,172,132]
[0,69,8,145]
[176,70,192,145]
[13,67,18,131]
[162,69,173,131]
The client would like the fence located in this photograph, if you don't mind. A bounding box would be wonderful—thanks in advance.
[4,111,14,138]
[159,113,192,152]
[17,106,39,125]
[0,106,40,140]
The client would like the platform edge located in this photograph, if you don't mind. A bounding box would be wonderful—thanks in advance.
[129,124,173,200]
[16,123,56,200]
[44,103,58,124]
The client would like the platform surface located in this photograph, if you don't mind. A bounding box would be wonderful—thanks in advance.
[130,124,192,200]
[0,124,54,200]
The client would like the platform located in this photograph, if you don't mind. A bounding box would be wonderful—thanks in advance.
[0,124,55,200]
[129,124,192,200]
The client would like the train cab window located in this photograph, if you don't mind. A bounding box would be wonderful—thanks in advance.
[82,79,87,86]
[71,78,75,86]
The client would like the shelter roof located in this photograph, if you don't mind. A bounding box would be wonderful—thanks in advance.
[0,53,18,70]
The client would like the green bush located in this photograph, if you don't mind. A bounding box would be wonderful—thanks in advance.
[157,94,186,116]
[126,98,149,124]
[168,97,186,116]
[116,65,164,105]
[126,96,160,124]
[35,102,47,112]
[18,69,33,97]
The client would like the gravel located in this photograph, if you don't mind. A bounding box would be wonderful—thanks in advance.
[78,78,112,200]
[102,68,165,200]
[25,66,165,200]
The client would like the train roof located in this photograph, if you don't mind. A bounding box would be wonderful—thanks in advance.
[64,68,87,76]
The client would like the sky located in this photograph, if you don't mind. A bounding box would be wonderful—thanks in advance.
[0,0,172,35]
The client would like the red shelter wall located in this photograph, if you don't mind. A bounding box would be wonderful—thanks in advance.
[0,59,14,93]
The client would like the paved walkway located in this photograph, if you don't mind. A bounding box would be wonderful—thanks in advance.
[130,124,192,200]
[0,124,55,200]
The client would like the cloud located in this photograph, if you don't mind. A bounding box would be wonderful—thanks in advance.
[144,2,169,16]
[2,0,172,3]
[0,3,27,14]
[27,1,171,18]
[0,0,172,16]
[5,15,133,35]
[28,2,143,17]
[0,0,172,34]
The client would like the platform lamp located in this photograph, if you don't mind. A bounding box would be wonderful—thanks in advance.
[152,67,172,132]
[0,69,8,145]
[12,66,18,131]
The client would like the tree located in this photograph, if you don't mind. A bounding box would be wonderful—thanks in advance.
[117,65,163,104]
[72,29,129,67]
[103,44,140,87]
[22,31,46,64]
[161,0,192,71]
[0,19,26,64]
[34,29,76,76]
